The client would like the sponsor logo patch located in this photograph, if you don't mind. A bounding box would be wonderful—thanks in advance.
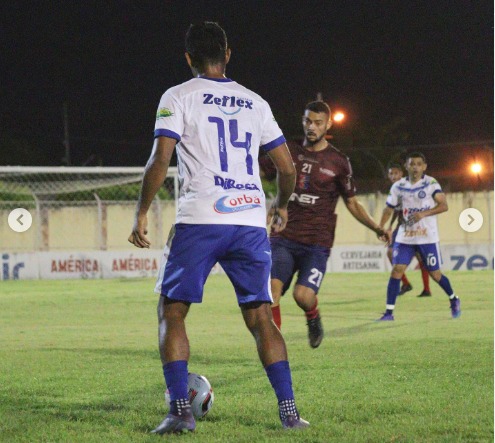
[403,228,428,237]
[156,107,174,119]
[289,193,319,205]
[297,154,318,163]
[297,174,310,190]
[403,206,431,217]
[214,176,260,191]
[203,93,253,115]
[213,194,262,214]
[319,167,336,177]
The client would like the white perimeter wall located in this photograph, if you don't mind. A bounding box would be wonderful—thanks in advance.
[1,244,492,280]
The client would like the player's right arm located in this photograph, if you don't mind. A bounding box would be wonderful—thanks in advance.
[379,206,395,231]
[389,210,399,230]
[128,136,176,248]
[266,143,296,233]
[380,183,400,243]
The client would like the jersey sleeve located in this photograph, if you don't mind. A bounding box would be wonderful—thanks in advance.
[430,177,443,198]
[259,103,286,152]
[386,183,400,208]
[154,89,183,141]
[336,155,357,199]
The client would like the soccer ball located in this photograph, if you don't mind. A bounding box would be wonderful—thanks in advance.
[164,372,214,418]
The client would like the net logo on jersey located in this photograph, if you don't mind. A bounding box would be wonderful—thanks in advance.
[213,194,262,214]
[203,94,253,115]
[289,193,319,205]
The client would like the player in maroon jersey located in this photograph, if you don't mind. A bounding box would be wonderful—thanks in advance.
[386,163,431,297]
[260,101,388,348]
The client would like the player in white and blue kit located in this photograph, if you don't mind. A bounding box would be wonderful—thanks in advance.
[128,22,308,433]
[377,152,461,321]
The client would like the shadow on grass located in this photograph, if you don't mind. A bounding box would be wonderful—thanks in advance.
[329,318,426,337]
[326,298,369,306]
[39,347,157,359]
[2,387,173,435]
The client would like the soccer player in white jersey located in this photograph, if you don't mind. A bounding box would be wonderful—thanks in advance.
[377,152,461,321]
[128,22,308,433]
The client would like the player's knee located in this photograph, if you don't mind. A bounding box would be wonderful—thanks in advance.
[293,284,315,299]
[429,270,442,282]
[160,296,190,322]
[242,302,272,332]
[391,265,406,278]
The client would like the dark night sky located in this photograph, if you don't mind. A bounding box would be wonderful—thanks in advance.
[1,1,493,166]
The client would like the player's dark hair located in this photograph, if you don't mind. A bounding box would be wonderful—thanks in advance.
[406,151,426,162]
[185,22,228,71]
[387,162,403,171]
[305,101,331,116]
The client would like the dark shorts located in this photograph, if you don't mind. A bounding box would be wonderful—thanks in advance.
[270,236,330,295]
[155,224,272,305]
[392,242,441,271]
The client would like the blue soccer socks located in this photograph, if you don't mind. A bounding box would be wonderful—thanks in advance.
[437,274,454,296]
[163,360,189,403]
[386,277,401,311]
[265,360,294,403]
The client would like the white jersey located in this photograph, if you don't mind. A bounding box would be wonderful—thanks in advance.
[154,76,285,228]
[386,174,443,244]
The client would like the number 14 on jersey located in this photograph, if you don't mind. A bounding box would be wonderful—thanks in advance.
[208,117,253,175]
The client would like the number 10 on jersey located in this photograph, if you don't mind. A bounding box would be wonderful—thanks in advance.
[208,117,253,175]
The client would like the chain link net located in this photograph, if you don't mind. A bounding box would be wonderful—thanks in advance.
[0,167,178,252]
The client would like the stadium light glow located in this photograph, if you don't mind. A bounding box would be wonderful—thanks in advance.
[471,163,482,174]
[332,111,345,123]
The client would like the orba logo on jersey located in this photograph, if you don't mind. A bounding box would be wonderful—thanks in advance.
[203,93,253,115]
[214,194,262,214]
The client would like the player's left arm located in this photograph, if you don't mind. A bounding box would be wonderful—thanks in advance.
[128,136,176,248]
[345,196,388,241]
[409,192,448,223]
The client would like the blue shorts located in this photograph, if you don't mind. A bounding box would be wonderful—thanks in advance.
[155,224,272,305]
[270,237,330,295]
[392,242,441,271]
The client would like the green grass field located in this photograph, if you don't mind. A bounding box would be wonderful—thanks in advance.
[0,271,493,442]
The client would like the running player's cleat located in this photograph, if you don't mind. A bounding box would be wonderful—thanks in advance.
[417,290,432,297]
[450,298,461,319]
[307,314,324,348]
[398,283,413,295]
[377,312,394,321]
[281,414,310,429]
[151,408,196,435]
